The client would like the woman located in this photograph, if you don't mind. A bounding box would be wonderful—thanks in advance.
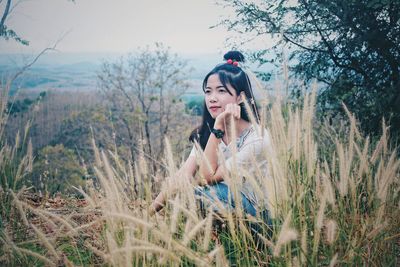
[151,51,270,217]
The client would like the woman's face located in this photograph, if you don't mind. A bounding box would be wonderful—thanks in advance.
[204,74,240,119]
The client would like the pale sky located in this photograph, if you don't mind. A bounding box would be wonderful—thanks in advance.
[0,0,269,55]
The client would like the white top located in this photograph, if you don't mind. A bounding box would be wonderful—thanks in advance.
[189,124,271,208]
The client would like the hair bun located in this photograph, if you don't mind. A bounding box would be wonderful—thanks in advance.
[223,51,245,63]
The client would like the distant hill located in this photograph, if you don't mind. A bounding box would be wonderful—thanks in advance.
[0,52,277,96]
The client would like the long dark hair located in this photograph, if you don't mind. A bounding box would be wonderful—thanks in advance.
[189,51,259,149]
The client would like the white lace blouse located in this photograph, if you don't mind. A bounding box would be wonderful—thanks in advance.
[189,124,271,208]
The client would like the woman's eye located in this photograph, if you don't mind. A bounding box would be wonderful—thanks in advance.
[204,90,211,94]
[219,89,226,93]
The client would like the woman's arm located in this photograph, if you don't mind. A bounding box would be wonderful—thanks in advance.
[203,136,265,185]
[199,103,240,184]
[198,132,225,184]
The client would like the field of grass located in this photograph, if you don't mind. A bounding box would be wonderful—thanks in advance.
[1,82,399,266]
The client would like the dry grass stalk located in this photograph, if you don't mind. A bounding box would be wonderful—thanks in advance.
[71,185,97,208]
[376,150,399,201]
[329,253,338,267]
[164,137,177,176]
[367,221,388,240]
[211,246,229,267]
[312,195,327,258]
[113,246,181,262]
[202,207,214,251]
[370,121,389,163]
[104,212,153,228]
[84,240,110,261]
[301,227,308,263]
[316,196,327,231]
[14,246,56,266]
[10,191,29,227]
[182,218,207,246]
[137,138,148,177]
[324,219,337,245]
[167,197,199,223]
[105,230,120,266]
[337,140,349,197]
[356,138,370,182]
[322,171,336,207]
[91,137,102,168]
[273,212,298,257]
[169,195,181,234]
[27,204,79,237]
[30,224,59,259]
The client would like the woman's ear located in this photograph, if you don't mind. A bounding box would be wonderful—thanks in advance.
[237,91,245,104]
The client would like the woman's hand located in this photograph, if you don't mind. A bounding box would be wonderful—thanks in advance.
[214,103,241,129]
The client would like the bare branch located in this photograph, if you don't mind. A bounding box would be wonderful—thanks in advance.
[0,0,12,34]
[10,35,65,83]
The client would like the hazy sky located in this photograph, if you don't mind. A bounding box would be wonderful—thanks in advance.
[0,0,268,55]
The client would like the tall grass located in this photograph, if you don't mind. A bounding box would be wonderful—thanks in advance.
[0,82,54,266]
[77,86,399,266]
[1,80,399,265]
[1,81,93,266]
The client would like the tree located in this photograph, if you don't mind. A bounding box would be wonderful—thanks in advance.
[219,0,400,139]
[97,43,192,174]
[51,105,116,162]
[29,144,86,195]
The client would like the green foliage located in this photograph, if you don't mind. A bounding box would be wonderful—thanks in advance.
[221,0,400,141]
[6,92,46,116]
[0,25,29,46]
[51,106,115,161]
[29,144,86,195]
[7,98,33,115]
[58,236,96,266]
[184,96,204,116]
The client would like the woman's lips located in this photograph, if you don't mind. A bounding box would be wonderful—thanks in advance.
[209,107,220,112]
